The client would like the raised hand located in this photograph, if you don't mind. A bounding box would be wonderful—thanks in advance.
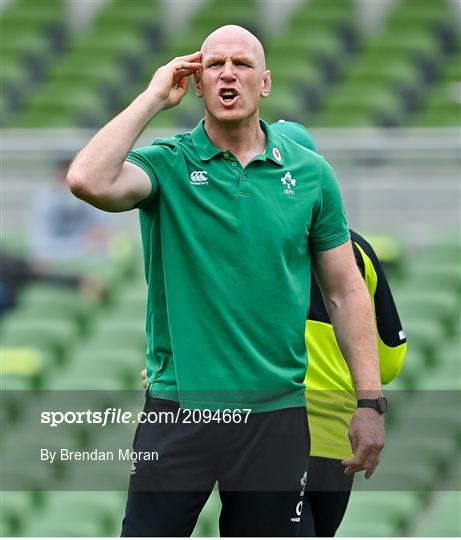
[146,51,202,110]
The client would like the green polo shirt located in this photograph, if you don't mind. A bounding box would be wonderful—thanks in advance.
[126,119,350,412]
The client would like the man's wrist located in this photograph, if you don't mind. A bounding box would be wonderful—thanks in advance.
[357,396,388,415]
[136,90,166,117]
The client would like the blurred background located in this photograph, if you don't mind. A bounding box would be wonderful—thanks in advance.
[1,0,460,536]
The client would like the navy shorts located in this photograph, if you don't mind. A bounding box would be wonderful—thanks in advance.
[121,396,310,536]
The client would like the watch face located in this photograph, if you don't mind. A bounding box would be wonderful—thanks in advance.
[378,396,388,414]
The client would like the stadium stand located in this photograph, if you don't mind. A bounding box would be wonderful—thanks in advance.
[2,0,459,128]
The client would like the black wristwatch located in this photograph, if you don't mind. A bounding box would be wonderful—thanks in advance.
[357,395,388,415]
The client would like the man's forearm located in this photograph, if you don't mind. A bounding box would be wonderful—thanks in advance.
[67,91,163,196]
[327,281,383,400]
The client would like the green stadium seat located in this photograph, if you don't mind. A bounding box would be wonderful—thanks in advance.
[395,289,459,330]
[74,29,148,60]
[26,82,108,116]
[91,314,146,344]
[388,0,454,30]
[396,409,461,445]
[1,316,79,363]
[345,53,423,90]
[1,443,61,492]
[287,0,356,51]
[0,374,33,391]
[270,31,345,78]
[192,0,259,34]
[401,319,445,365]
[81,333,146,355]
[309,109,376,128]
[1,29,52,65]
[52,61,127,89]
[43,491,125,535]
[17,284,96,327]
[47,368,129,390]
[353,459,440,492]
[260,85,307,125]
[338,491,421,532]
[3,0,65,28]
[95,0,162,46]
[21,513,105,537]
[116,281,148,304]
[384,376,408,392]
[383,434,459,475]
[67,348,143,388]
[423,240,461,266]
[398,347,426,388]
[0,492,34,536]
[442,55,461,82]
[412,82,461,126]
[173,92,203,129]
[337,514,400,537]
[321,83,403,127]
[417,366,461,390]
[1,346,56,390]
[1,57,30,89]
[368,27,443,65]
[411,490,461,536]
[269,59,322,93]
[404,263,461,296]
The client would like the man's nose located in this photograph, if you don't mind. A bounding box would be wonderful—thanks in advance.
[220,60,236,80]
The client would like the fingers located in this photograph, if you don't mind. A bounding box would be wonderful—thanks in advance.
[171,61,202,88]
[176,75,189,94]
[341,445,383,477]
[341,445,370,475]
[365,455,381,479]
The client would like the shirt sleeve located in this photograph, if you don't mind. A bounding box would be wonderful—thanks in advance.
[309,158,350,252]
[126,145,163,210]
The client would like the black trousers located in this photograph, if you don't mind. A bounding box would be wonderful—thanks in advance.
[300,456,354,537]
[121,396,310,537]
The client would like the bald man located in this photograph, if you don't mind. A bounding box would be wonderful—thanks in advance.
[68,25,385,537]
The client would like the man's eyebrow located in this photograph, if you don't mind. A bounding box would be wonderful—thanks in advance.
[204,55,256,65]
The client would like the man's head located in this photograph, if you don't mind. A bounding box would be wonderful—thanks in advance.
[270,121,318,153]
[194,25,271,123]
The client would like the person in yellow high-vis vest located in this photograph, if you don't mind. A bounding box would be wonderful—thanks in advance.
[271,120,407,536]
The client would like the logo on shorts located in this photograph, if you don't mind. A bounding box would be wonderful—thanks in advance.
[190,170,208,185]
[290,470,307,523]
[280,171,296,196]
[130,458,137,476]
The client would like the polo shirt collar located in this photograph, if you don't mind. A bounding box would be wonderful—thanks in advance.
[190,119,223,161]
[190,119,285,167]
[261,120,285,167]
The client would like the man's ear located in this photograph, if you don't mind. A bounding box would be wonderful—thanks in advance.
[193,73,203,98]
[261,69,271,98]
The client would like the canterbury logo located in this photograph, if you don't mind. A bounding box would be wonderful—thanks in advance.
[190,170,208,185]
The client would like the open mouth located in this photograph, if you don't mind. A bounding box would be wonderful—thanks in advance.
[219,88,239,106]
